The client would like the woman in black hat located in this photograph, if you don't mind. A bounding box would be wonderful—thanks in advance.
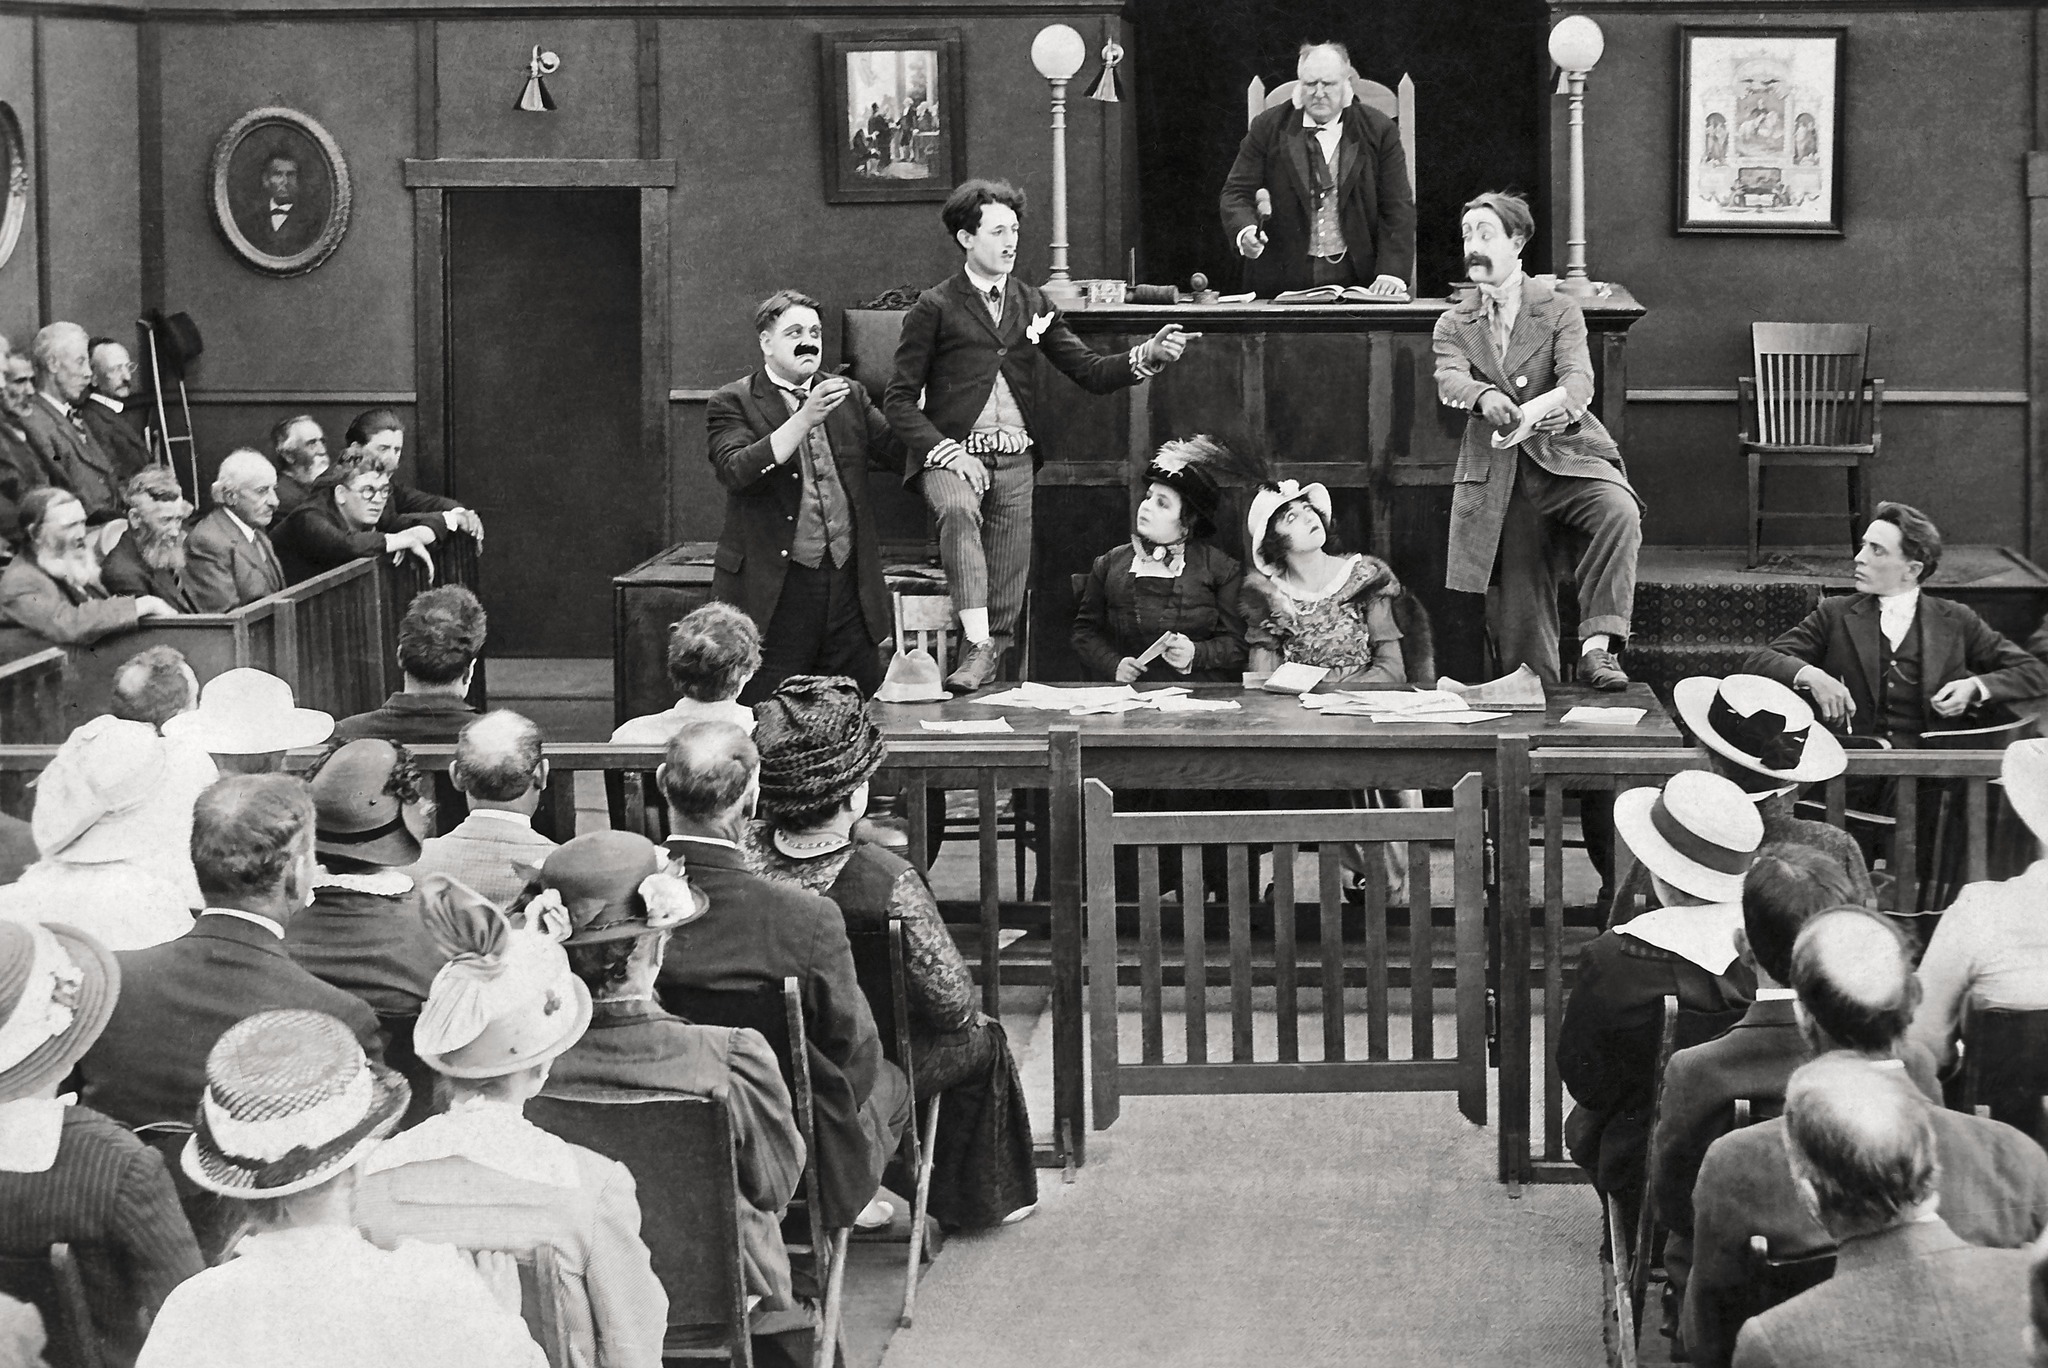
[1072,436,1247,684]
[743,676,1038,1232]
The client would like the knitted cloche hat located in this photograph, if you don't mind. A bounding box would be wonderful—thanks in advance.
[752,675,886,821]
[183,1008,410,1198]
[1143,436,1229,539]
[413,874,592,1080]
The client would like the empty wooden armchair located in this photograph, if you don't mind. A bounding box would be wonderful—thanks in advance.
[1740,322,1883,567]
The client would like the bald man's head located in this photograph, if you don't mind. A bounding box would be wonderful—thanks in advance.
[660,720,759,822]
[449,709,545,804]
[1790,908,1920,1056]
[1783,1052,1938,1239]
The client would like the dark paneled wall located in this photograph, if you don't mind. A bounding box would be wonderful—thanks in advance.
[1562,5,2034,549]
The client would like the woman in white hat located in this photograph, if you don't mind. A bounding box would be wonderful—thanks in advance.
[160,667,334,774]
[353,876,666,1368]
[1557,770,1763,1213]
[0,918,202,1364]
[1239,478,1423,688]
[138,1009,543,1368]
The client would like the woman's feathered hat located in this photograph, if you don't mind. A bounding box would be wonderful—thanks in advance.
[1142,434,1273,541]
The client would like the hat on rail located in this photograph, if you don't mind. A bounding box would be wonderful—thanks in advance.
[1613,769,1765,905]
[0,920,119,1104]
[1245,479,1333,579]
[161,668,334,756]
[413,874,592,1079]
[528,830,708,946]
[752,675,886,824]
[1674,674,1846,788]
[31,716,174,865]
[310,738,423,868]
[1143,436,1229,539]
[183,1008,410,1198]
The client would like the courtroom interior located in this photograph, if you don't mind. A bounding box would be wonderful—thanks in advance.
[0,0,2044,1365]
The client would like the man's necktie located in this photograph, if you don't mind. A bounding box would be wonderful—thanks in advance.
[64,406,87,437]
[986,285,1002,322]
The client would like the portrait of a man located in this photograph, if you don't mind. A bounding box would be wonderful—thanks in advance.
[210,108,352,276]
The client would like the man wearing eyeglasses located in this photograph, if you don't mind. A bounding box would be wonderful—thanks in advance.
[271,461,441,585]
[1220,40,1415,298]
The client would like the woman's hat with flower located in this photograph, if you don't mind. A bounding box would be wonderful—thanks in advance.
[0,920,118,1104]
[530,830,708,946]
[414,875,592,1079]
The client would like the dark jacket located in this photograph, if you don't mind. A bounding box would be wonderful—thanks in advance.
[273,470,315,519]
[271,476,445,584]
[20,397,120,520]
[1747,592,2048,742]
[656,835,885,1228]
[705,368,900,648]
[1218,100,1417,296]
[0,417,59,549]
[79,400,155,485]
[98,534,196,611]
[0,1106,203,1366]
[1557,928,1753,1201]
[78,912,383,1130]
[332,693,478,834]
[883,271,1143,480]
[1072,541,1248,684]
[284,878,447,1018]
[183,507,285,612]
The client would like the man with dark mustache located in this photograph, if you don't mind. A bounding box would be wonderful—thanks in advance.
[1432,190,1642,690]
[705,288,903,700]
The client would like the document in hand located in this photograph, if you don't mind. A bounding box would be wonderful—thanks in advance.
[1436,665,1547,711]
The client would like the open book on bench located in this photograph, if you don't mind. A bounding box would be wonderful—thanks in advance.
[1270,284,1412,304]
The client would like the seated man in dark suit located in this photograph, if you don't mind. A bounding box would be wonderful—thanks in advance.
[1559,770,1764,1216]
[184,448,287,612]
[271,459,442,584]
[339,408,482,539]
[19,323,121,524]
[1685,908,2043,1368]
[655,720,911,1231]
[1729,1055,2039,1368]
[1651,845,1857,1335]
[76,772,383,1135]
[0,488,177,644]
[100,468,198,610]
[81,337,155,483]
[1748,502,2048,742]
[334,585,485,743]
[0,341,59,550]
[268,414,327,519]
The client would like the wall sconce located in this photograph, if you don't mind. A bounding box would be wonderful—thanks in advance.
[1086,24,1125,104]
[517,46,560,113]
[1547,15,1604,295]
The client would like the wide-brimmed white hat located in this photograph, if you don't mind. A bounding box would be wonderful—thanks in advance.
[31,716,175,863]
[183,1008,409,1199]
[1614,769,1765,904]
[1674,674,1845,786]
[2001,739,2048,843]
[161,668,334,756]
[1246,480,1332,578]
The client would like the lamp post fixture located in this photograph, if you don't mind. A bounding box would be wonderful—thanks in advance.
[1031,24,1088,309]
[1548,15,1605,297]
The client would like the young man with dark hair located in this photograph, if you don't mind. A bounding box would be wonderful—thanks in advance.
[884,177,1197,692]
[334,585,486,744]
[705,288,900,701]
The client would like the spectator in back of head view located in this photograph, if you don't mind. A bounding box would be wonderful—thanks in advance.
[611,601,761,744]
[160,667,333,775]
[336,584,489,833]
[409,710,558,906]
[108,646,216,908]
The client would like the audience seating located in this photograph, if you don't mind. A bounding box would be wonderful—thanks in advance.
[528,1089,815,1366]
[1740,321,1883,566]
[127,1122,244,1266]
[491,1243,571,1368]
[0,646,63,817]
[0,1243,105,1368]
[376,1012,440,1132]
[1601,1193,1639,1368]
[1955,1008,2048,1149]
[656,978,847,1368]
[1737,1236,1837,1333]
[844,919,940,1328]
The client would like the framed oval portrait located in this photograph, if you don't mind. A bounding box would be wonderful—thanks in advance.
[209,107,351,277]
[0,103,27,270]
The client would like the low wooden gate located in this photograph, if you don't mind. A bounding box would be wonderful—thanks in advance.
[1085,773,1488,1128]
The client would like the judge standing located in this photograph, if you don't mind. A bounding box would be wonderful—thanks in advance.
[1219,41,1415,298]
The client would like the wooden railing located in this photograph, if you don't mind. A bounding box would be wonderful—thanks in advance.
[0,648,65,746]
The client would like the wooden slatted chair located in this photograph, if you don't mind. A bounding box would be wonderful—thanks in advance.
[1956,1007,2048,1150]
[1602,1193,1639,1368]
[658,978,848,1368]
[471,1244,572,1368]
[844,919,940,1328]
[1740,322,1883,567]
[0,1244,106,1368]
[1739,1236,1836,1329]
[527,1089,813,1366]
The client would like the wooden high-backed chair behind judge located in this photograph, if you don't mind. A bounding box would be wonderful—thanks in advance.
[1245,69,1419,293]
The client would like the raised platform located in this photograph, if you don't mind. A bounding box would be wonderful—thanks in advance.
[1628,544,2048,698]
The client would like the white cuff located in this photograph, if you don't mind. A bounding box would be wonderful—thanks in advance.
[442,510,465,532]
[1235,224,1260,255]
[1128,344,1160,379]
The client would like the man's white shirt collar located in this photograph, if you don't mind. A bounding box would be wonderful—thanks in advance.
[467,808,533,830]
[222,507,259,543]
[87,393,121,415]
[37,393,69,420]
[1301,110,1343,160]
[200,907,285,938]
[964,263,1009,297]
[1755,986,1797,1001]
[1877,587,1921,650]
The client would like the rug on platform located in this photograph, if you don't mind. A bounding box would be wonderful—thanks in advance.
[880,1046,1602,1368]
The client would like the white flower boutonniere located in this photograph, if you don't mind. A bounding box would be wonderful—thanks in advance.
[1025,311,1055,345]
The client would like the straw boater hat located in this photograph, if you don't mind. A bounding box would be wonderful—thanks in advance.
[161,668,334,755]
[752,675,886,822]
[532,830,708,945]
[413,874,593,1079]
[0,920,119,1104]
[1613,769,1766,904]
[31,716,176,864]
[2000,739,2048,845]
[1673,674,1846,787]
[183,1008,410,1198]
[310,738,423,868]
[1245,479,1333,579]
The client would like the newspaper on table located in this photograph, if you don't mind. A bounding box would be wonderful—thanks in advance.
[973,682,1240,717]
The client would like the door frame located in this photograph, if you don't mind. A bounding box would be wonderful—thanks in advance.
[403,158,675,538]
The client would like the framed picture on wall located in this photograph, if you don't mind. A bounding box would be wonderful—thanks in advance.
[820,29,965,204]
[0,104,26,271]
[209,107,353,276]
[1676,27,1844,236]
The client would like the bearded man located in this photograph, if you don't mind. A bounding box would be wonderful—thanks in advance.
[0,487,178,643]
[101,468,199,610]
[0,340,61,549]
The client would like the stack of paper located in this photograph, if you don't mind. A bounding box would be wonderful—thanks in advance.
[971,683,1241,718]
[920,718,1014,734]
[1436,664,1547,711]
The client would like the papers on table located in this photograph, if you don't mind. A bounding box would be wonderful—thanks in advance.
[1262,662,1330,694]
[1371,709,1507,725]
[920,719,1014,734]
[972,683,1240,718]
[1436,664,1548,711]
[1296,688,1505,724]
[1561,706,1647,727]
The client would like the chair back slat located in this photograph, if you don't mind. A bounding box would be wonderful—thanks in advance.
[1751,321,1871,446]
[1361,853,1390,1062]
[1272,843,1299,1063]
[1742,1236,1837,1326]
[1542,777,1569,1161]
[1182,845,1208,1064]
[1136,845,1164,1065]
[893,593,957,677]
[1318,844,1347,1062]
[1409,838,1435,1059]
[1227,844,1255,1063]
